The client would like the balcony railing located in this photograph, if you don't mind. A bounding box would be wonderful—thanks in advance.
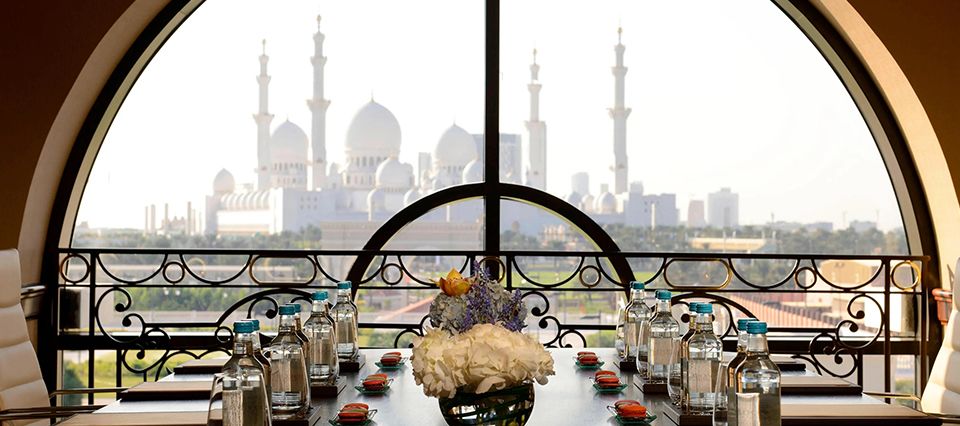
[52,248,931,403]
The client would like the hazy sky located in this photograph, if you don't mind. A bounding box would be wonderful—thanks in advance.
[77,0,904,231]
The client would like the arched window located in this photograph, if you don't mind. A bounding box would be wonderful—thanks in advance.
[53,0,935,397]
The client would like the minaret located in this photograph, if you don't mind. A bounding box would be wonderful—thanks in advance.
[253,39,274,190]
[525,48,547,191]
[609,28,631,194]
[307,15,330,191]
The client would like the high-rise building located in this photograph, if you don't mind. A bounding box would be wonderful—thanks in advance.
[472,133,522,184]
[687,200,706,228]
[571,173,589,197]
[707,188,739,228]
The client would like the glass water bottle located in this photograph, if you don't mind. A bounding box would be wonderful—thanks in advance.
[719,318,759,425]
[648,289,679,384]
[687,303,722,413]
[331,281,359,360]
[247,319,271,384]
[734,321,781,426]
[303,291,338,384]
[267,304,310,416]
[290,303,311,356]
[679,302,701,408]
[220,321,271,426]
[616,281,651,363]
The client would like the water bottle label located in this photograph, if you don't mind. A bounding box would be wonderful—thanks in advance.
[736,393,761,426]
[688,359,715,393]
[650,337,674,365]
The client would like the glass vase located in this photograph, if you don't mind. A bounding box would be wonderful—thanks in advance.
[438,382,535,426]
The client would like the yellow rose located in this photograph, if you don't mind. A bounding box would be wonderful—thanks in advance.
[436,268,472,297]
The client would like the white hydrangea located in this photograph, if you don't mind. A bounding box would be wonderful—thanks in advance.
[411,324,555,399]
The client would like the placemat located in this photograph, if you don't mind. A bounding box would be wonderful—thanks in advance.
[119,380,213,401]
[781,375,863,395]
[782,403,938,425]
[172,358,228,374]
[59,412,207,425]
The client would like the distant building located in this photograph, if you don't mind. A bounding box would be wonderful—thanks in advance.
[707,187,739,228]
[472,133,522,184]
[625,191,678,228]
[849,220,877,233]
[687,200,706,228]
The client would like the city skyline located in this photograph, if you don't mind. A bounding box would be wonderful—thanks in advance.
[76,0,903,232]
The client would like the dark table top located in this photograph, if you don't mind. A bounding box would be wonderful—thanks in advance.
[82,348,934,426]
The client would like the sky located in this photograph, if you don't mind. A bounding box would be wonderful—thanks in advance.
[77,0,904,231]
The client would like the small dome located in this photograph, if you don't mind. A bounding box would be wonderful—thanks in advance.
[462,159,483,183]
[375,157,414,190]
[581,194,595,211]
[434,124,477,168]
[270,120,309,163]
[595,191,617,214]
[367,188,386,213]
[565,191,582,206]
[346,100,401,156]
[404,188,422,206]
[213,169,235,193]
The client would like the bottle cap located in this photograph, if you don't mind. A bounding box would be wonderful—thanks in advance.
[312,291,329,301]
[688,302,701,313]
[337,281,352,290]
[278,304,297,315]
[248,319,260,331]
[696,303,713,314]
[747,321,768,334]
[630,281,644,290]
[233,320,254,334]
[655,289,671,300]
[291,303,302,313]
[737,318,758,331]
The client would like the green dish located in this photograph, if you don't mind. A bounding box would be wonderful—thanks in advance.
[375,359,405,370]
[354,384,390,395]
[593,383,628,393]
[328,420,372,426]
[575,360,605,370]
[614,413,657,425]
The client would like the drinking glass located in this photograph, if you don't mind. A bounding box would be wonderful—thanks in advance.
[666,348,683,407]
[712,361,728,426]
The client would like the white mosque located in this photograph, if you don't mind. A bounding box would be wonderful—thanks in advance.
[196,17,679,253]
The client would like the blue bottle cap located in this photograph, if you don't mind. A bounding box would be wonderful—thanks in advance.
[291,303,302,313]
[233,320,254,334]
[248,319,260,331]
[337,281,352,290]
[688,302,701,312]
[630,281,644,290]
[312,291,328,301]
[696,303,713,314]
[737,318,758,331]
[278,304,297,315]
[655,289,672,300]
[747,321,768,334]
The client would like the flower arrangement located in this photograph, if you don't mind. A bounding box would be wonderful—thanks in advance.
[412,266,555,399]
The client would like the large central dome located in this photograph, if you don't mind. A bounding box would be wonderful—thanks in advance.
[346,100,401,156]
[434,124,477,168]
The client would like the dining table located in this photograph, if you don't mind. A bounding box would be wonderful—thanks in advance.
[56,348,941,426]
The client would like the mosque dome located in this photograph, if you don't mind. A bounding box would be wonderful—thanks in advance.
[375,157,414,190]
[434,124,477,168]
[270,120,308,163]
[367,188,386,213]
[346,100,401,156]
[403,188,422,206]
[564,191,582,206]
[462,159,483,184]
[213,168,235,194]
[595,190,617,214]
[581,194,595,212]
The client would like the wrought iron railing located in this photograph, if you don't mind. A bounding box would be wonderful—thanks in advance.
[52,248,931,403]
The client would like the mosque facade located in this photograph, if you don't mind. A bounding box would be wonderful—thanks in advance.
[201,17,679,253]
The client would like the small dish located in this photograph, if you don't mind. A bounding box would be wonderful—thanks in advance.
[613,413,657,425]
[574,359,605,370]
[375,357,406,370]
[329,408,377,426]
[355,378,392,395]
[593,383,628,393]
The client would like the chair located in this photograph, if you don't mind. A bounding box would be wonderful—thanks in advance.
[864,257,960,424]
[0,249,123,425]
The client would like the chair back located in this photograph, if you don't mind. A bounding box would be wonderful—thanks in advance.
[0,249,50,424]
[921,257,960,414]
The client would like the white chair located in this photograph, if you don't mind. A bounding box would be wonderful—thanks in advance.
[0,249,122,425]
[865,257,960,423]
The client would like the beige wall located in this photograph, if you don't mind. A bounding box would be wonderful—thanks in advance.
[0,1,957,289]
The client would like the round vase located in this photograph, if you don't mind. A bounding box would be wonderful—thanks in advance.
[438,382,535,426]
